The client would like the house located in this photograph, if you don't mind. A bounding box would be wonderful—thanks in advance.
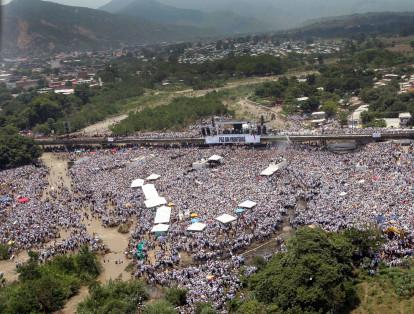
[349,105,369,128]
[399,112,412,126]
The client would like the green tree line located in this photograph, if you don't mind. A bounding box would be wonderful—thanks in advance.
[111,92,230,135]
[0,247,101,314]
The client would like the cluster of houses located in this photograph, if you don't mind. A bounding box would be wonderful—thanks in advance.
[399,74,414,94]
[0,51,110,95]
[178,39,342,64]
[373,73,400,89]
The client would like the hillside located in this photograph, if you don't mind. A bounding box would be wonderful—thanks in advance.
[159,0,414,30]
[289,12,414,38]
[1,0,208,56]
[101,0,269,34]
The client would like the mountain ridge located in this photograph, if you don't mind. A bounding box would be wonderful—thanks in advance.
[1,0,210,56]
[100,0,270,34]
[288,11,414,38]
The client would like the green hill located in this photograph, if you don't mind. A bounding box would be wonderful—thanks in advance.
[1,0,208,56]
[290,12,414,38]
[101,0,269,34]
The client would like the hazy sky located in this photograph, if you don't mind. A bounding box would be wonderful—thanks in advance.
[2,0,111,8]
[3,0,414,13]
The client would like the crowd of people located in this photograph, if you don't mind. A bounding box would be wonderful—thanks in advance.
[1,140,414,311]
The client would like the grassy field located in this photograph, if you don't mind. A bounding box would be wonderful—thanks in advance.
[352,268,414,314]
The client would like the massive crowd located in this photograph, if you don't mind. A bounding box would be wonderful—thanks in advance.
[1,141,414,311]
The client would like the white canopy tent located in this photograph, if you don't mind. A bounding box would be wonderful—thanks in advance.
[145,197,167,209]
[146,174,161,181]
[142,184,159,200]
[208,155,223,162]
[215,214,237,225]
[130,179,145,188]
[154,206,172,224]
[151,224,169,233]
[238,200,257,209]
[187,222,207,232]
[261,160,287,176]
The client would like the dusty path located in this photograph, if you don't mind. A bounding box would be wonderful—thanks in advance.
[0,250,29,282]
[0,154,68,282]
[78,114,128,137]
[75,70,316,137]
[232,97,286,129]
[41,153,71,192]
[60,217,133,314]
[0,153,135,313]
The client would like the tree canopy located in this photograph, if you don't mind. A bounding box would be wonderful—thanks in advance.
[244,227,382,314]
[0,126,41,170]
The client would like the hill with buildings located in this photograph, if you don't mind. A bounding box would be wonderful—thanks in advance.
[1,0,208,56]
[100,0,269,34]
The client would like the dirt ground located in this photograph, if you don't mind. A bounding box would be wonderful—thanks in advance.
[230,97,286,129]
[74,71,315,136]
[0,153,134,313]
[77,114,128,137]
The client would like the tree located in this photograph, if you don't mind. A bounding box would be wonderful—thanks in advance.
[143,300,177,314]
[1,250,101,314]
[17,251,41,281]
[306,74,317,85]
[75,246,102,281]
[78,280,148,314]
[0,244,10,260]
[195,302,217,314]
[0,126,41,170]
[300,97,320,113]
[165,288,187,307]
[339,111,349,128]
[234,300,268,314]
[410,41,414,49]
[248,228,361,313]
[321,100,338,118]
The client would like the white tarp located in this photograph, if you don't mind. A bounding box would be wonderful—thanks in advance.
[145,197,167,209]
[151,224,169,233]
[208,155,223,162]
[154,206,172,224]
[146,174,161,181]
[130,179,145,188]
[261,160,287,176]
[187,222,207,232]
[216,214,237,224]
[238,200,257,209]
[142,184,159,200]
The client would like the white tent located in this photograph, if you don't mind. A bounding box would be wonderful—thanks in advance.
[142,184,159,200]
[187,222,207,232]
[215,214,237,224]
[151,224,169,233]
[339,192,348,197]
[261,160,287,176]
[130,179,145,188]
[208,155,223,162]
[146,174,161,181]
[238,200,257,209]
[154,206,172,224]
[145,197,167,209]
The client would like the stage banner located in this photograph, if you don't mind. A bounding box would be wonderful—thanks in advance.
[205,134,261,144]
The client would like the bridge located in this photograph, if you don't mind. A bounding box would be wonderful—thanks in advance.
[34,130,414,147]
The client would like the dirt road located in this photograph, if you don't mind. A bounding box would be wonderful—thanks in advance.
[231,97,286,129]
[76,71,315,136]
[78,114,128,137]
